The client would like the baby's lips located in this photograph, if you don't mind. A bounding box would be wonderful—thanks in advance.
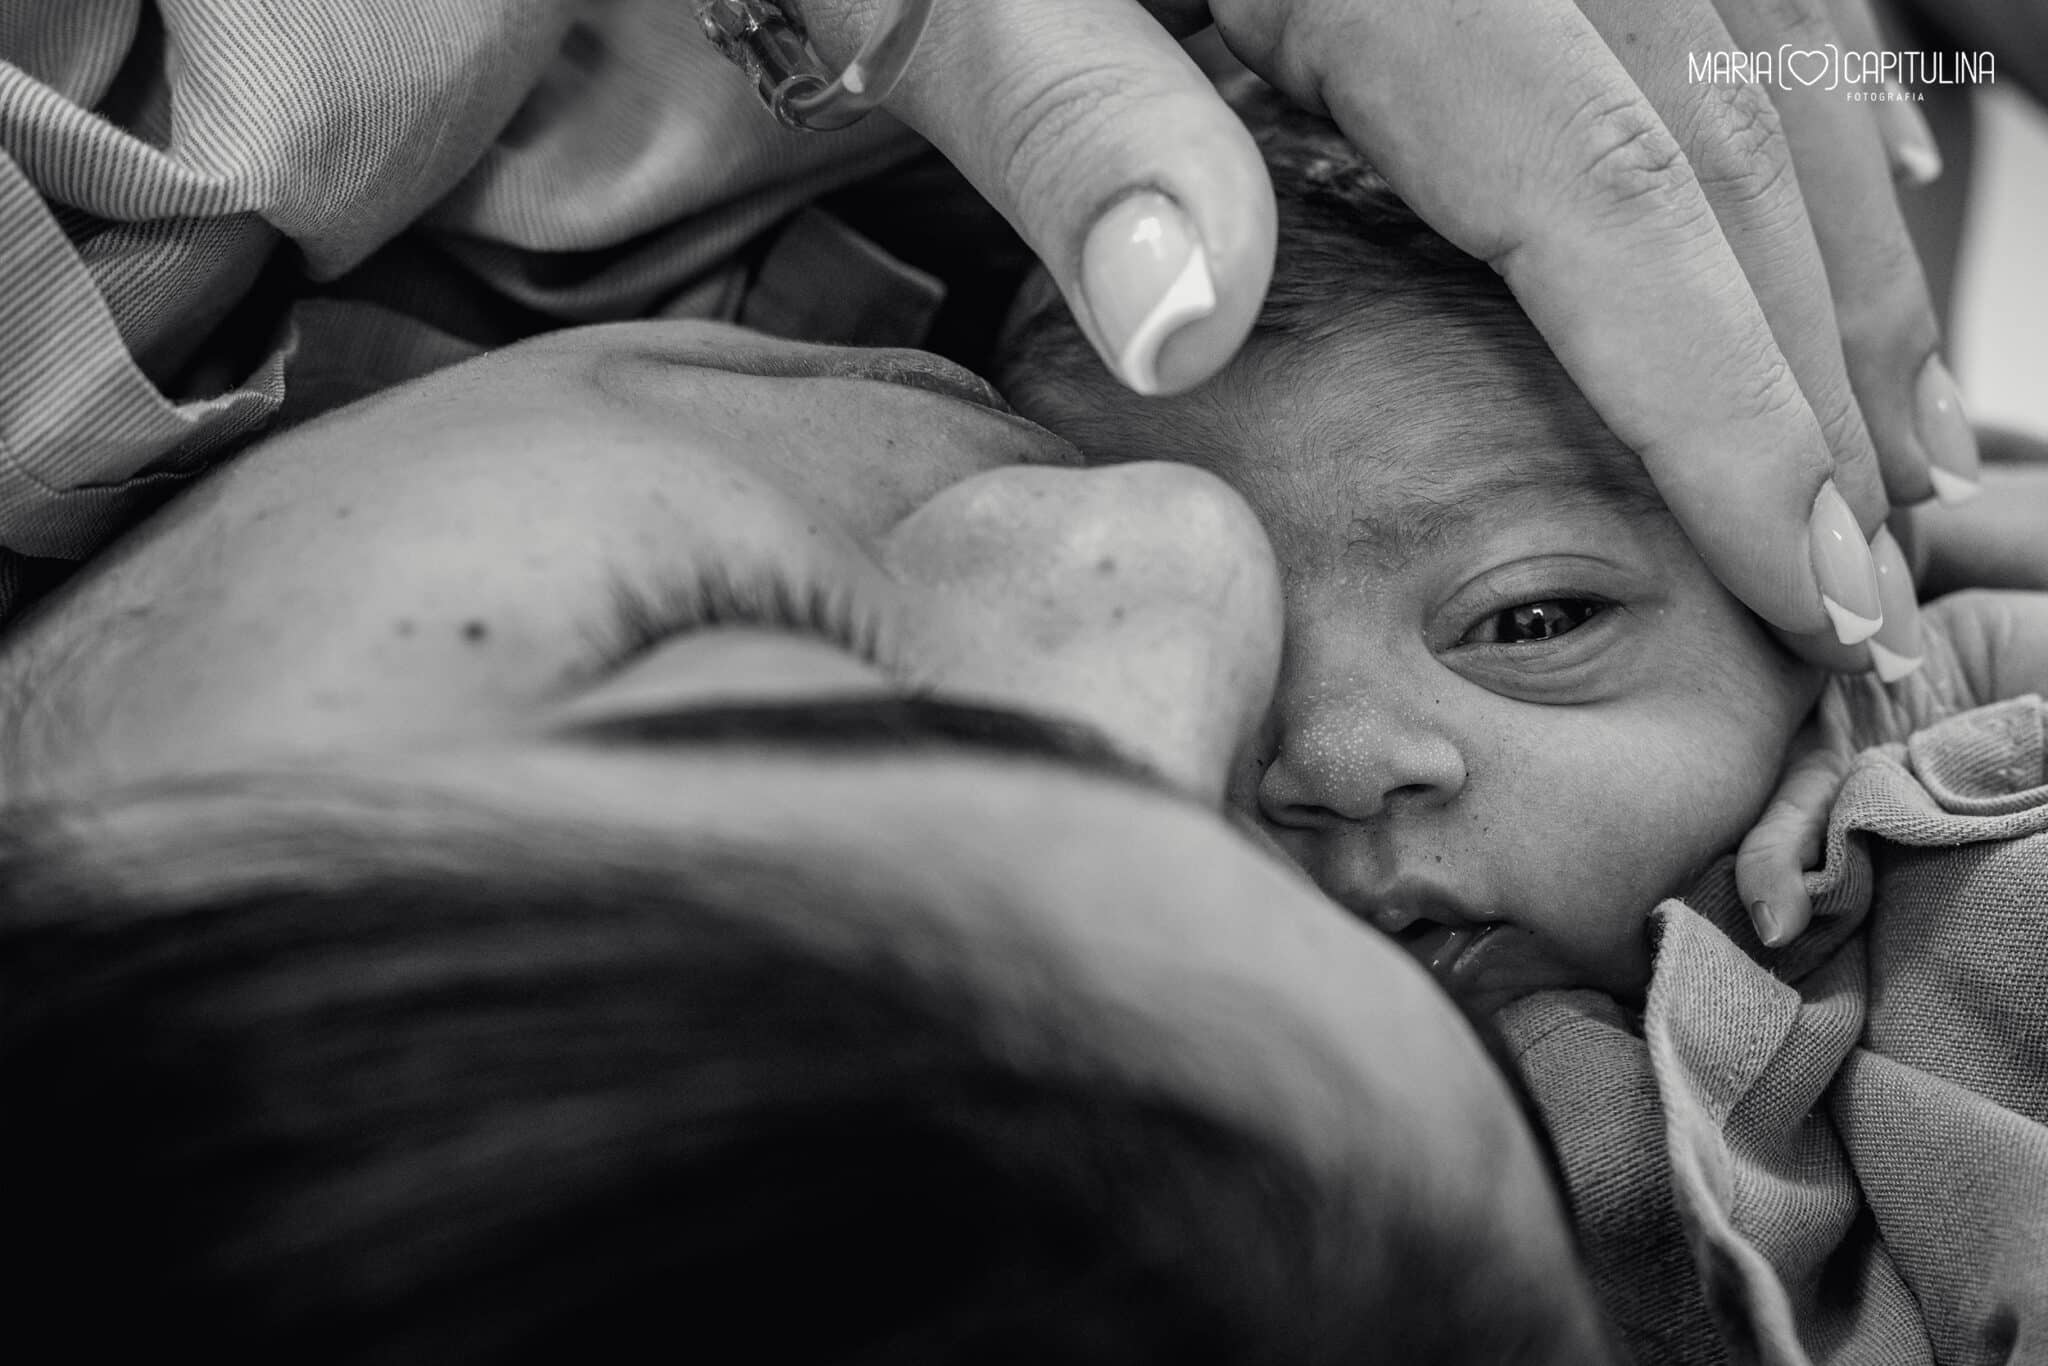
[1400,922,1477,982]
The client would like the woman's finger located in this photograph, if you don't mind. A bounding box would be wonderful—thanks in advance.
[1736,714,1855,946]
[1568,0,1890,564]
[1824,0,1944,187]
[1573,0,1882,511]
[1716,0,1978,512]
[1571,0,1942,669]
[808,0,1276,398]
[1216,0,1875,643]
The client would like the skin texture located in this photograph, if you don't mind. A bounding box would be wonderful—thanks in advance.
[0,321,1614,1351]
[796,0,1950,661]
[0,322,1280,808]
[1013,317,1824,1015]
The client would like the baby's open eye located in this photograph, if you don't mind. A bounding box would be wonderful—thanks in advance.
[1462,597,1607,646]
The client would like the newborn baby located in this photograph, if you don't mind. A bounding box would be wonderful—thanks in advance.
[999,85,2044,1020]
[997,82,2048,1365]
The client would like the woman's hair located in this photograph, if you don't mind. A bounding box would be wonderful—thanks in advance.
[0,766,1601,1365]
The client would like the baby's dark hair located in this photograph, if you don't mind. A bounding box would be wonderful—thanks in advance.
[996,78,1669,532]
[998,79,1528,413]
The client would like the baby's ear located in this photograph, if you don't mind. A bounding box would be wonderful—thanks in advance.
[995,265,1067,357]
[988,261,1136,447]
[990,262,1092,408]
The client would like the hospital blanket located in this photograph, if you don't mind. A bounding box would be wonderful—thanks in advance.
[1503,669,2048,1365]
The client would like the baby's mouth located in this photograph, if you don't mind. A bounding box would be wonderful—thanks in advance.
[1393,920,1495,987]
[1330,881,1502,993]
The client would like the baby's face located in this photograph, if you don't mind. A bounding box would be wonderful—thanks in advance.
[1017,317,1820,1014]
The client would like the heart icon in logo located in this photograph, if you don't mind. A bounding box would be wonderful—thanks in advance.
[1785,49,1830,86]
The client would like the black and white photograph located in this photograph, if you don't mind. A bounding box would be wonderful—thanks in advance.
[1,1,2045,1361]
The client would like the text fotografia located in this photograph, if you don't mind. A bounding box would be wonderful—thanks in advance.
[1689,48,1994,95]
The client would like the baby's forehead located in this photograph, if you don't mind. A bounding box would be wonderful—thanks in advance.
[1175,320,1668,562]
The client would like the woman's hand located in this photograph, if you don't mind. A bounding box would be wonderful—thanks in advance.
[801,0,1966,669]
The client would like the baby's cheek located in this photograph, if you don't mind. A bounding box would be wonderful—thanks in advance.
[1507,732,1727,895]
[1543,786,1684,981]
[1597,725,1778,898]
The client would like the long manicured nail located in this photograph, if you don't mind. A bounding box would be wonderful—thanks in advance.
[1915,355,1980,505]
[1881,87,1943,186]
[1867,526,1925,682]
[1080,190,1216,396]
[1809,481,1883,645]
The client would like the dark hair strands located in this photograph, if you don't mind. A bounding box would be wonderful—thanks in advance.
[0,772,1555,1365]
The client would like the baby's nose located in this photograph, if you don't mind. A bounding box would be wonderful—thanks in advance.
[880,462,1282,804]
[1257,688,1468,831]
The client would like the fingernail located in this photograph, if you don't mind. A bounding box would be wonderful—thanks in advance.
[1080,190,1216,396]
[1751,899,1788,948]
[1915,355,1980,505]
[1881,86,1943,187]
[1867,526,1925,682]
[1809,481,1883,646]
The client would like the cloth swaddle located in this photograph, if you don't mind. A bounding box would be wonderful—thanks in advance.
[1504,664,2048,1366]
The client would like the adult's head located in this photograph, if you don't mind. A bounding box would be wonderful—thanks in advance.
[0,738,1618,1363]
[0,321,1614,1357]
[0,321,1279,808]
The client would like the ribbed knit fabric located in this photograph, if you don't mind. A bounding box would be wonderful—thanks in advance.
[0,1,921,623]
[1502,625,2048,1366]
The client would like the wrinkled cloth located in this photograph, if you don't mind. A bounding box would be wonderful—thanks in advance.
[0,1,927,624]
[1502,627,2048,1365]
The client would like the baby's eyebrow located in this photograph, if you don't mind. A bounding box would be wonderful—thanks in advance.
[1341,439,1666,568]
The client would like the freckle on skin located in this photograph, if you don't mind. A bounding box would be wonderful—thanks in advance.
[462,620,490,644]
[1096,557,1117,575]
[395,619,417,638]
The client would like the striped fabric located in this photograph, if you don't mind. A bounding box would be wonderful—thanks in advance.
[0,1,922,624]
